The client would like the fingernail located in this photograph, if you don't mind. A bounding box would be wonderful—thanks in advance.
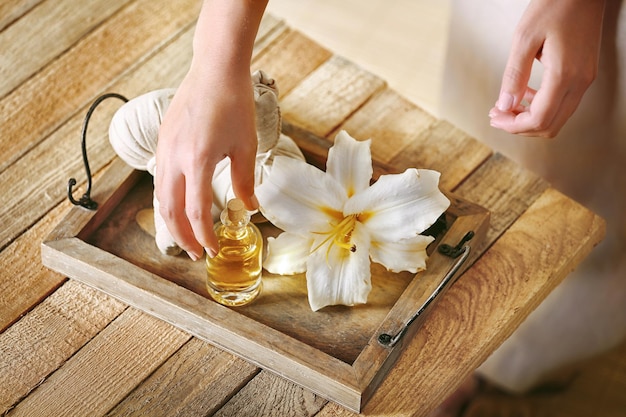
[497,92,514,112]
[187,251,199,262]
[205,247,218,259]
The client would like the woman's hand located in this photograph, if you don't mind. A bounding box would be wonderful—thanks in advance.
[156,68,258,261]
[154,0,267,261]
[489,0,606,137]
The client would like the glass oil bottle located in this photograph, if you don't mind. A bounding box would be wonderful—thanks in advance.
[206,198,263,306]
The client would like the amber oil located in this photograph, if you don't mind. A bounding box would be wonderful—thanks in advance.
[206,198,263,306]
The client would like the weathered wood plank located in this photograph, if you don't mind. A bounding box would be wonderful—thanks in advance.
[0,0,43,32]
[0,0,131,99]
[0,200,72,331]
[0,99,120,250]
[333,88,437,163]
[0,13,290,252]
[454,152,550,244]
[215,371,327,417]
[0,280,126,413]
[352,188,605,417]
[6,307,190,417]
[0,23,195,250]
[0,0,200,174]
[252,14,289,58]
[252,29,333,98]
[106,338,259,417]
[388,119,492,191]
[335,88,492,191]
[281,55,386,137]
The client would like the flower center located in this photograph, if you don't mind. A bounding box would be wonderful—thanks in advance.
[312,214,358,256]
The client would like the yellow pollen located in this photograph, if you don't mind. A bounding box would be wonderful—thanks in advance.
[311,214,359,258]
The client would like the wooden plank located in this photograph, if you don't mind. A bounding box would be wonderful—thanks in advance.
[333,88,437,164]
[252,29,333,98]
[0,142,139,332]
[388,119,492,191]
[0,100,120,250]
[0,0,131,99]
[106,338,259,417]
[252,14,289,58]
[0,280,126,414]
[0,22,195,249]
[334,88,492,191]
[352,188,605,417]
[6,308,190,417]
[0,0,201,174]
[0,13,290,252]
[215,371,327,417]
[0,155,133,334]
[0,200,71,331]
[280,55,386,137]
[0,0,43,32]
[454,153,550,244]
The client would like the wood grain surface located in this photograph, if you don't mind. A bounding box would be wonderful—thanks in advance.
[0,2,605,416]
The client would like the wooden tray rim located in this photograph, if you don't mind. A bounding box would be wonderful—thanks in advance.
[42,154,489,412]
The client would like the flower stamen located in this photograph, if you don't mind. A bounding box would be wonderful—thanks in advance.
[311,214,358,257]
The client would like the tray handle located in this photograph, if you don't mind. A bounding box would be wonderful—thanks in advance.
[377,231,474,348]
[68,93,128,210]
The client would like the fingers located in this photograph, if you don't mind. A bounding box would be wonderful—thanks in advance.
[496,30,541,112]
[490,0,603,138]
[154,75,260,261]
[156,171,206,261]
[156,141,258,261]
[185,163,219,258]
[230,139,259,212]
[490,68,586,137]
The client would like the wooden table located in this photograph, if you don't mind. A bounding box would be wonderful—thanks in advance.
[0,1,605,416]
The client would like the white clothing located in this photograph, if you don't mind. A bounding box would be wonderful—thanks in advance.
[441,0,626,392]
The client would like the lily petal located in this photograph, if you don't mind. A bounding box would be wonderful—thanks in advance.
[264,232,312,275]
[306,222,372,311]
[370,234,434,273]
[256,156,346,234]
[345,168,449,242]
[326,131,373,198]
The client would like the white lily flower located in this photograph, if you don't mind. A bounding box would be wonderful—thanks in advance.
[257,131,450,311]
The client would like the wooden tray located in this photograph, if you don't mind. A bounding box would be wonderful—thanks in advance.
[42,125,489,412]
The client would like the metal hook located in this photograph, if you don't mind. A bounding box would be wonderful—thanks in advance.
[378,231,475,348]
[438,231,475,258]
[68,93,128,210]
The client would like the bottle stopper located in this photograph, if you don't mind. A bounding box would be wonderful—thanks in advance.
[227,198,246,223]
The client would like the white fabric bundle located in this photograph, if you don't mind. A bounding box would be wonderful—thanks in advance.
[109,70,304,255]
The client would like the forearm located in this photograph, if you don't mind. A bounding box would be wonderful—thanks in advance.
[191,0,268,81]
